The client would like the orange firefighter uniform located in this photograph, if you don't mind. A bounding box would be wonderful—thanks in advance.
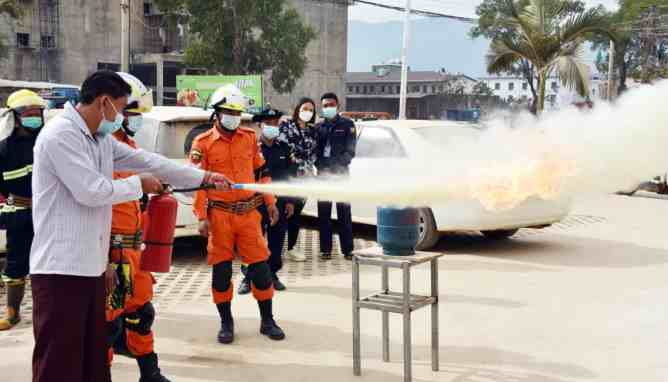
[191,126,276,304]
[105,136,156,361]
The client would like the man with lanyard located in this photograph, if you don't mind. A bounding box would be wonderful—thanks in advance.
[0,90,47,330]
[105,72,171,382]
[315,92,357,260]
[190,85,285,344]
[239,108,295,294]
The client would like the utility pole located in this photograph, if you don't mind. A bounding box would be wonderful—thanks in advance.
[398,0,411,120]
[121,0,130,72]
[607,40,615,100]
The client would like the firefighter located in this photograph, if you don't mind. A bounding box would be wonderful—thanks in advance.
[238,108,295,294]
[0,90,47,331]
[190,85,284,344]
[104,72,171,382]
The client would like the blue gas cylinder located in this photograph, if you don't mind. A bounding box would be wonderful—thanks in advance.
[376,207,420,256]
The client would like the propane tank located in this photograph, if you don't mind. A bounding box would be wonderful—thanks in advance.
[141,193,178,272]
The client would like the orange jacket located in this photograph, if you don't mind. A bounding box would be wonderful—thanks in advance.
[111,134,142,234]
[190,126,275,220]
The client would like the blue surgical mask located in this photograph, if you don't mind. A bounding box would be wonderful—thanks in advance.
[98,98,123,136]
[322,107,337,119]
[20,116,43,130]
[126,115,143,134]
[262,124,280,140]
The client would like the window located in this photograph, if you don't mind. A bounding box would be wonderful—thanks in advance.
[348,86,354,93]
[508,82,515,91]
[144,2,152,15]
[355,127,405,158]
[411,85,420,92]
[494,82,501,90]
[363,86,367,94]
[431,85,436,93]
[551,81,558,90]
[396,86,400,93]
[422,85,428,93]
[355,86,360,93]
[381,85,385,93]
[16,33,29,48]
[522,82,528,91]
[41,35,55,49]
[438,85,444,92]
[369,85,375,93]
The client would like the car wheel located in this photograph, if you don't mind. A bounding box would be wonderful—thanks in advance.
[481,229,519,240]
[415,208,440,250]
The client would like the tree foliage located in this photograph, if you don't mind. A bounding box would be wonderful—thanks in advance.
[472,81,494,96]
[483,0,615,113]
[153,0,316,94]
[0,0,22,60]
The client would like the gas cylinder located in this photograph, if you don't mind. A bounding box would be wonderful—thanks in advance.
[376,206,420,256]
[141,193,178,272]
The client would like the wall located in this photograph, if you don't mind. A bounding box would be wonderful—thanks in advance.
[264,0,348,113]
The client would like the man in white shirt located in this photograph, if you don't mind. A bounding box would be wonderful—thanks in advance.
[30,70,231,382]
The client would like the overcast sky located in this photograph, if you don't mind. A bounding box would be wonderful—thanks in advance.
[349,0,619,23]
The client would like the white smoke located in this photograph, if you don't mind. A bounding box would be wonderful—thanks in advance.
[240,81,668,211]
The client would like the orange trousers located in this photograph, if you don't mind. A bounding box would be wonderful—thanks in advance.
[106,247,156,364]
[207,208,273,303]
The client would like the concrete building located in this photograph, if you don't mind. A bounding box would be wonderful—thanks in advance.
[0,0,349,111]
[345,61,480,118]
[479,75,603,109]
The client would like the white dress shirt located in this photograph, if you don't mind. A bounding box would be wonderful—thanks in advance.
[30,103,205,277]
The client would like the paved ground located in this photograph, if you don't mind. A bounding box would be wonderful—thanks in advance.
[2,194,668,381]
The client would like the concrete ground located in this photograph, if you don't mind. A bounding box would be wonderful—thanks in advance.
[2,194,668,381]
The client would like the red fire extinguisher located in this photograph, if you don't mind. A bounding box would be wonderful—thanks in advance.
[141,184,215,273]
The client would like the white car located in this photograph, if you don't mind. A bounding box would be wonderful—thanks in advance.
[303,120,571,250]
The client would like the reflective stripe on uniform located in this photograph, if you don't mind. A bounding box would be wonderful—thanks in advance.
[1,275,26,286]
[2,165,33,181]
[0,204,26,213]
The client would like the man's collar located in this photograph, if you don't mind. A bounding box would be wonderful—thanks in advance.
[64,103,94,138]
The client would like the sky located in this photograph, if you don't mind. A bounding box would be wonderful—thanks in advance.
[348,0,619,23]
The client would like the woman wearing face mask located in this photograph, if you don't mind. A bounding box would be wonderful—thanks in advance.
[276,98,318,263]
[0,89,47,332]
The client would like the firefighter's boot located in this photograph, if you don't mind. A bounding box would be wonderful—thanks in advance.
[258,299,285,340]
[216,302,234,344]
[137,352,171,382]
[0,282,25,331]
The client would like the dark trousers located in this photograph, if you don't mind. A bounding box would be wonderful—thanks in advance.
[259,199,289,275]
[287,198,306,251]
[317,201,354,255]
[32,274,110,382]
[2,210,33,280]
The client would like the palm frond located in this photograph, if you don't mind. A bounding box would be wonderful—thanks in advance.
[486,38,527,74]
[560,7,616,44]
[550,44,591,97]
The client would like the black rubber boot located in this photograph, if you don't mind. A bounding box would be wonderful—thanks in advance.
[0,282,24,331]
[272,274,286,291]
[258,300,285,341]
[216,302,234,344]
[112,316,134,358]
[137,352,171,382]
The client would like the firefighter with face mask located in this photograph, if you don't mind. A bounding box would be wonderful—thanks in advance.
[104,72,171,382]
[0,90,47,331]
[190,85,284,344]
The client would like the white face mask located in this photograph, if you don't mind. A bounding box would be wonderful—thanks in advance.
[299,110,314,123]
[220,114,241,131]
[262,124,280,140]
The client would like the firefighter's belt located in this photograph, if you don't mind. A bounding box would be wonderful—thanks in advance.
[111,231,144,250]
[208,195,264,215]
[2,194,32,210]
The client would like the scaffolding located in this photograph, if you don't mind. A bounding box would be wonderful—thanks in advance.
[37,0,59,81]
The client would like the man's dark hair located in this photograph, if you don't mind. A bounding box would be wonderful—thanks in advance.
[320,92,338,104]
[79,70,132,105]
[291,97,316,124]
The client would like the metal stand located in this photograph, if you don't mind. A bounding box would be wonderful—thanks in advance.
[352,246,444,382]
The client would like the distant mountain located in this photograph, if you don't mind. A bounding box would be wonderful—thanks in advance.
[347,18,491,77]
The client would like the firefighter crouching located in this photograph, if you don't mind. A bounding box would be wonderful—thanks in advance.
[0,90,47,331]
[190,84,285,344]
[105,72,171,382]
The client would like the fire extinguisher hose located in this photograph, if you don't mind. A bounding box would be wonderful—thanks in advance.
[167,184,217,193]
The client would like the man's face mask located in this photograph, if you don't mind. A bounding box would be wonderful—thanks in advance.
[98,97,124,136]
[262,124,280,140]
[219,113,241,131]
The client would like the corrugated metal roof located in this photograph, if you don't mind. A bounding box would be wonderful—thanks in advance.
[346,71,465,83]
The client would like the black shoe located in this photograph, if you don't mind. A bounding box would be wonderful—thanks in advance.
[319,252,332,260]
[238,279,251,295]
[260,318,285,341]
[137,352,172,382]
[217,320,235,344]
[272,276,286,291]
[344,254,353,261]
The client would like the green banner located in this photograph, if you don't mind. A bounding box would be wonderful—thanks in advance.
[176,75,263,111]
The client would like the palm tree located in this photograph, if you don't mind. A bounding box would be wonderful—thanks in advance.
[486,0,616,113]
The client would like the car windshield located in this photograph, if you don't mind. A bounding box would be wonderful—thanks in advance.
[355,126,405,158]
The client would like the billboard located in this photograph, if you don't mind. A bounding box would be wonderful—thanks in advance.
[176,75,263,111]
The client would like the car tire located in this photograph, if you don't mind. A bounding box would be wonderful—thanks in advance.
[481,229,519,240]
[416,208,440,250]
[184,123,213,156]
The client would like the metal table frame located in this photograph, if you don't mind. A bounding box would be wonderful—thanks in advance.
[352,246,444,382]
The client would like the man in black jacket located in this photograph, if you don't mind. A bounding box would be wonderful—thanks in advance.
[315,93,357,260]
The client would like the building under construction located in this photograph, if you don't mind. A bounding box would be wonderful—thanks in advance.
[0,0,349,110]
